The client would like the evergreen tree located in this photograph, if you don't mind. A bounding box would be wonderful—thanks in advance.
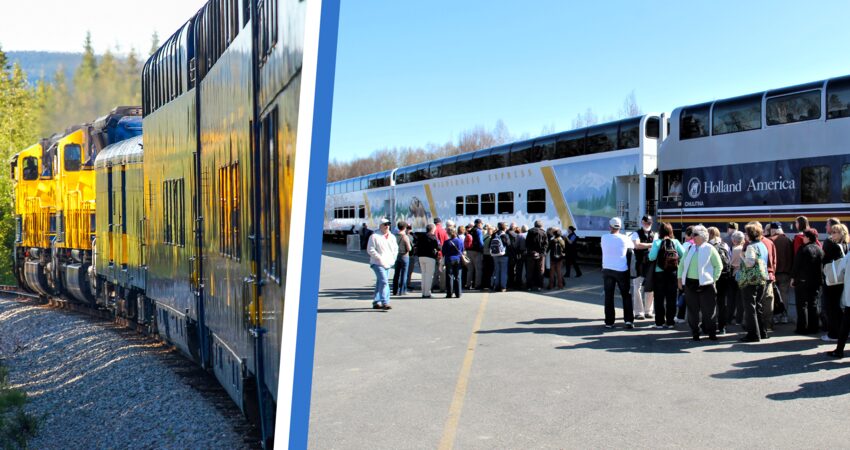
[72,31,99,124]
[149,31,160,57]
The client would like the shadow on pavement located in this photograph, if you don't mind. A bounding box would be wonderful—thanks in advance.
[319,287,375,301]
[711,351,844,380]
[766,371,850,400]
[478,318,696,354]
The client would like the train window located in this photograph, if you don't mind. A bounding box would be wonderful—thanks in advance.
[441,158,458,177]
[486,146,509,170]
[456,196,464,215]
[107,167,114,228]
[712,95,762,135]
[662,170,684,201]
[533,139,556,161]
[498,192,514,214]
[527,189,546,214]
[586,124,618,153]
[465,195,479,216]
[509,141,535,167]
[394,170,406,185]
[411,165,430,182]
[842,164,850,203]
[121,168,127,234]
[260,109,279,276]
[645,117,660,139]
[827,77,850,120]
[243,0,250,26]
[680,103,711,139]
[164,180,172,244]
[555,132,586,158]
[456,153,474,175]
[359,205,366,219]
[801,165,830,204]
[617,119,640,149]
[64,144,82,172]
[766,90,821,126]
[22,157,38,181]
[481,193,495,215]
[429,162,442,179]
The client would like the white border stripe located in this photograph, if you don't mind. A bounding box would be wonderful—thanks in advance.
[275,0,322,447]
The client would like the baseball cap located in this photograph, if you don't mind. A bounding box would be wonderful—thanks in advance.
[474,218,482,224]
[379,218,391,226]
[609,217,622,229]
[769,221,782,230]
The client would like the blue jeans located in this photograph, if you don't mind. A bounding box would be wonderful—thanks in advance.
[392,255,409,295]
[372,264,391,304]
[446,259,462,297]
[492,255,509,290]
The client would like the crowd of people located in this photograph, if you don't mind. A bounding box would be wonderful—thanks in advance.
[362,214,850,357]
[363,217,582,308]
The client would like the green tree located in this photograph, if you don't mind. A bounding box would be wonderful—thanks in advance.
[0,44,40,283]
[71,31,99,124]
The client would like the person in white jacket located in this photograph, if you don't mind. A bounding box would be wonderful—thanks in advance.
[367,218,399,310]
[677,225,723,341]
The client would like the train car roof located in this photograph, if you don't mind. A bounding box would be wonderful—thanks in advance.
[94,135,144,168]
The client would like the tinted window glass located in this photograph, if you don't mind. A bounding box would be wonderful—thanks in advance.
[617,119,640,149]
[487,147,509,170]
[64,143,82,172]
[429,163,442,179]
[527,189,546,213]
[801,165,830,204]
[509,143,534,167]
[456,196,464,215]
[712,95,762,135]
[481,193,495,215]
[842,164,850,203]
[680,103,711,139]
[456,154,474,175]
[555,132,586,158]
[441,161,457,177]
[22,157,38,181]
[465,195,479,216]
[645,117,660,139]
[586,124,618,153]
[766,90,821,125]
[827,78,850,120]
[534,139,556,161]
[498,191,514,214]
[359,205,366,218]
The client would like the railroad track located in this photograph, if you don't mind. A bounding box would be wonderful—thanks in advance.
[0,286,263,449]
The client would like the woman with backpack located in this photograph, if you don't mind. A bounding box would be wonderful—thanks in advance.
[739,223,772,342]
[647,222,686,328]
[549,228,566,290]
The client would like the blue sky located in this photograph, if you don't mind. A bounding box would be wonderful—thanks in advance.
[329,0,850,162]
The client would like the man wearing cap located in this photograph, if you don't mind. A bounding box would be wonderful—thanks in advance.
[467,218,485,289]
[768,221,794,324]
[367,218,399,310]
[601,217,635,328]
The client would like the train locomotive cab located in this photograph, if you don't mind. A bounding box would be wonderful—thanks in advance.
[14,139,59,297]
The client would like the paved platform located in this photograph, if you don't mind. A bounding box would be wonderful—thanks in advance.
[309,243,850,449]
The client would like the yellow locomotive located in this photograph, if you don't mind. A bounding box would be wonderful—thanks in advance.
[13,107,142,302]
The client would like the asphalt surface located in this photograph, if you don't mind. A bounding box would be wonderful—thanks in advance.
[309,243,850,449]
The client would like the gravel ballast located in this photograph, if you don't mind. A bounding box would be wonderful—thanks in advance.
[0,296,251,450]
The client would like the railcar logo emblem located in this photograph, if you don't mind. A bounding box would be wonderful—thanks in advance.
[687,177,701,198]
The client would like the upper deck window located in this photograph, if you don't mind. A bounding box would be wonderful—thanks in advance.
[766,90,821,125]
[712,95,761,135]
[827,77,850,120]
[617,119,640,149]
[586,123,618,153]
[680,103,711,140]
[645,117,660,139]
[64,144,82,172]
[555,132,586,158]
[22,157,38,181]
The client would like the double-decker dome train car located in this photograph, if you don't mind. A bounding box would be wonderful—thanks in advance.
[138,0,304,445]
[325,114,667,253]
[658,75,850,233]
[12,107,143,302]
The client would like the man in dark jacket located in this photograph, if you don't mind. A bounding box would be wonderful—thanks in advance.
[791,229,825,334]
[467,218,485,289]
[768,221,794,324]
[416,224,441,298]
[526,220,549,291]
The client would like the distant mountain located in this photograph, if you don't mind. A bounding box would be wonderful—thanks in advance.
[7,51,82,85]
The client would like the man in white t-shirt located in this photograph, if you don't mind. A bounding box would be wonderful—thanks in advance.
[601,217,635,328]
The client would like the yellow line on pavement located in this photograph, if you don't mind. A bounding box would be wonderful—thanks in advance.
[438,292,490,450]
